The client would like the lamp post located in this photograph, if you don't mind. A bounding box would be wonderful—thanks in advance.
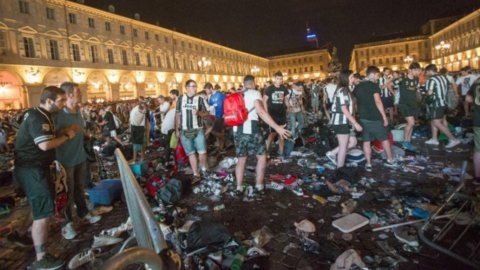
[251,66,260,75]
[403,55,413,70]
[435,41,450,68]
[197,57,211,84]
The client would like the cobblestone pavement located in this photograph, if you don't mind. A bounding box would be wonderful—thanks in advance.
[0,138,479,270]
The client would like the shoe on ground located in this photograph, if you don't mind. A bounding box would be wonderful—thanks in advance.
[402,141,416,151]
[326,151,337,165]
[253,188,265,197]
[232,189,244,199]
[84,213,101,224]
[31,253,65,270]
[284,175,298,186]
[393,226,419,247]
[445,139,460,149]
[191,175,202,185]
[68,249,98,269]
[92,235,123,248]
[384,160,399,168]
[266,181,284,191]
[61,222,77,240]
[365,164,372,173]
[290,186,304,196]
[425,138,439,145]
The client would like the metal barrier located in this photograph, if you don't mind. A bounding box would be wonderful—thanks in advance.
[102,247,166,270]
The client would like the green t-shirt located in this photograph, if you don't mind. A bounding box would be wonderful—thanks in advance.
[398,76,419,107]
[54,107,88,167]
[353,80,383,121]
[467,80,480,127]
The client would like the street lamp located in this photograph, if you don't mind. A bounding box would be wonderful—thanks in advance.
[435,41,451,67]
[198,57,211,84]
[403,55,413,69]
[251,66,260,75]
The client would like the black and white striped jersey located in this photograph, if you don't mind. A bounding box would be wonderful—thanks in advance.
[329,87,353,126]
[425,74,448,107]
[176,95,208,130]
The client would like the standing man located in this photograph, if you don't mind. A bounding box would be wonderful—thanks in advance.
[56,82,101,240]
[205,82,226,153]
[14,86,79,269]
[129,102,147,162]
[157,95,170,121]
[264,71,289,160]
[234,75,290,197]
[456,66,479,118]
[310,80,321,115]
[175,80,210,183]
[353,66,398,172]
[287,81,306,140]
[396,63,422,151]
[424,64,460,148]
[379,67,395,122]
[465,77,480,185]
[170,89,180,110]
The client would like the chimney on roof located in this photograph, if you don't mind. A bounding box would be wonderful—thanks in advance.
[108,5,115,13]
[134,13,141,20]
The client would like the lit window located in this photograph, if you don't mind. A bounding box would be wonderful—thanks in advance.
[23,37,35,58]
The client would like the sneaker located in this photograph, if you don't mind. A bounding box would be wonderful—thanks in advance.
[32,253,65,270]
[232,189,244,199]
[92,235,123,248]
[326,151,337,165]
[84,213,101,224]
[445,139,460,149]
[393,226,419,247]
[279,155,291,163]
[253,188,265,197]
[192,175,202,185]
[68,249,98,269]
[365,164,372,172]
[266,181,284,191]
[402,141,416,151]
[284,175,298,186]
[425,138,439,145]
[290,186,304,196]
[384,160,399,168]
[61,222,77,240]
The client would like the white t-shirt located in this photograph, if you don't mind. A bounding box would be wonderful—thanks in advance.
[161,109,176,135]
[456,74,480,96]
[324,83,337,103]
[233,89,261,135]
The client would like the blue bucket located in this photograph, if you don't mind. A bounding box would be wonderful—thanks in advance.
[129,161,146,176]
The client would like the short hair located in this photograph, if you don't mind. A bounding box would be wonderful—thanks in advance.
[352,73,362,80]
[439,67,448,75]
[425,64,437,73]
[366,66,380,76]
[169,89,179,96]
[274,71,283,77]
[214,84,221,90]
[59,82,79,94]
[244,74,255,83]
[185,79,196,88]
[40,86,65,104]
[204,82,213,90]
[461,66,471,72]
[157,95,165,99]
[383,67,391,72]
[294,81,303,87]
[409,62,421,70]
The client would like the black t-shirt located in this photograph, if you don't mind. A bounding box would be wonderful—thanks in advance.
[265,85,288,115]
[14,107,56,167]
[467,81,480,127]
[398,77,419,107]
[353,80,383,121]
[103,111,116,131]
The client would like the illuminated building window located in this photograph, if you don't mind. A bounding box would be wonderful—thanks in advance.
[71,44,80,61]
[23,37,35,58]
[46,7,55,20]
[107,49,114,64]
[48,40,59,60]
[89,45,98,63]
[121,50,128,65]
[19,0,29,14]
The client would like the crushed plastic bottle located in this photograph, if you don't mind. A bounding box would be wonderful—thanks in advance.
[230,246,247,270]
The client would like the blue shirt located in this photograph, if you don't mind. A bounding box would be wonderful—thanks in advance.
[54,107,87,167]
[208,91,225,119]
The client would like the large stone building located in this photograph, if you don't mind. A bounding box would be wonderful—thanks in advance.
[0,0,273,109]
[350,10,480,73]
[268,49,331,81]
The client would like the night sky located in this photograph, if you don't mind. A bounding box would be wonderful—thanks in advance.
[85,0,479,68]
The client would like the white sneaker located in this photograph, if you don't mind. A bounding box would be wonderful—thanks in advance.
[425,138,439,145]
[84,213,102,224]
[266,181,284,191]
[68,249,98,269]
[326,151,337,165]
[62,222,77,240]
[445,139,460,149]
[92,235,123,248]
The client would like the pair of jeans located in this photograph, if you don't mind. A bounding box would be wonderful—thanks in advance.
[64,161,89,223]
[288,111,305,139]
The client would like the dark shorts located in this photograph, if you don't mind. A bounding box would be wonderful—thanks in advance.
[14,166,55,220]
[382,96,394,109]
[234,132,266,157]
[269,115,287,133]
[331,124,350,135]
[429,106,447,120]
[212,117,225,133]
[360,119,389,142]
[398,104,418,118]
[131,125,145,144]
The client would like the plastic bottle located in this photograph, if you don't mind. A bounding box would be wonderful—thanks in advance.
[230,246,247,270]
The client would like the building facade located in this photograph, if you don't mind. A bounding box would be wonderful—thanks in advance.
[0,0,271,109]
[349,9,480,73]
[268,49,331,81]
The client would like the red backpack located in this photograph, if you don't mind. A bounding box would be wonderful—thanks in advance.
[223,92,253,126]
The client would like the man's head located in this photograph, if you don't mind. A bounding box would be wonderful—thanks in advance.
[60,82,81,105]
[243,75,255,89]
[169,89,179,100]
[424,64,438,75]
[460,66,471,76]
[204,82,214,95]
[293,81,303,92]
[351,73,362,85]
[185,79,197,97]
[383,67,392,77]
[157,95,165,104]
[274,71,283,87]
[39,86,66,113]
[366,66,381,81]
[409,62,422,77]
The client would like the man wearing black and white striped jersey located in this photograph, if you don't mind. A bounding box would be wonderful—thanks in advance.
[424,64,460,148]
[175,80,210,183]
[378,68,394,122]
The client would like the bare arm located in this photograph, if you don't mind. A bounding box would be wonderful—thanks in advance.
[262,95,269,114]
[37,135,70,151]
[254,100,290,139]
[341,105,362,131]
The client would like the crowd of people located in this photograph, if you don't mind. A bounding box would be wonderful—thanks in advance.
[1,63,479,269]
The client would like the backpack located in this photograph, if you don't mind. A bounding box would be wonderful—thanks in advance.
[223,92,253,126]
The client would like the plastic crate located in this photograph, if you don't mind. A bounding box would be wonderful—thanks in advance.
[129,161,147,176]
[88,179,123,206]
